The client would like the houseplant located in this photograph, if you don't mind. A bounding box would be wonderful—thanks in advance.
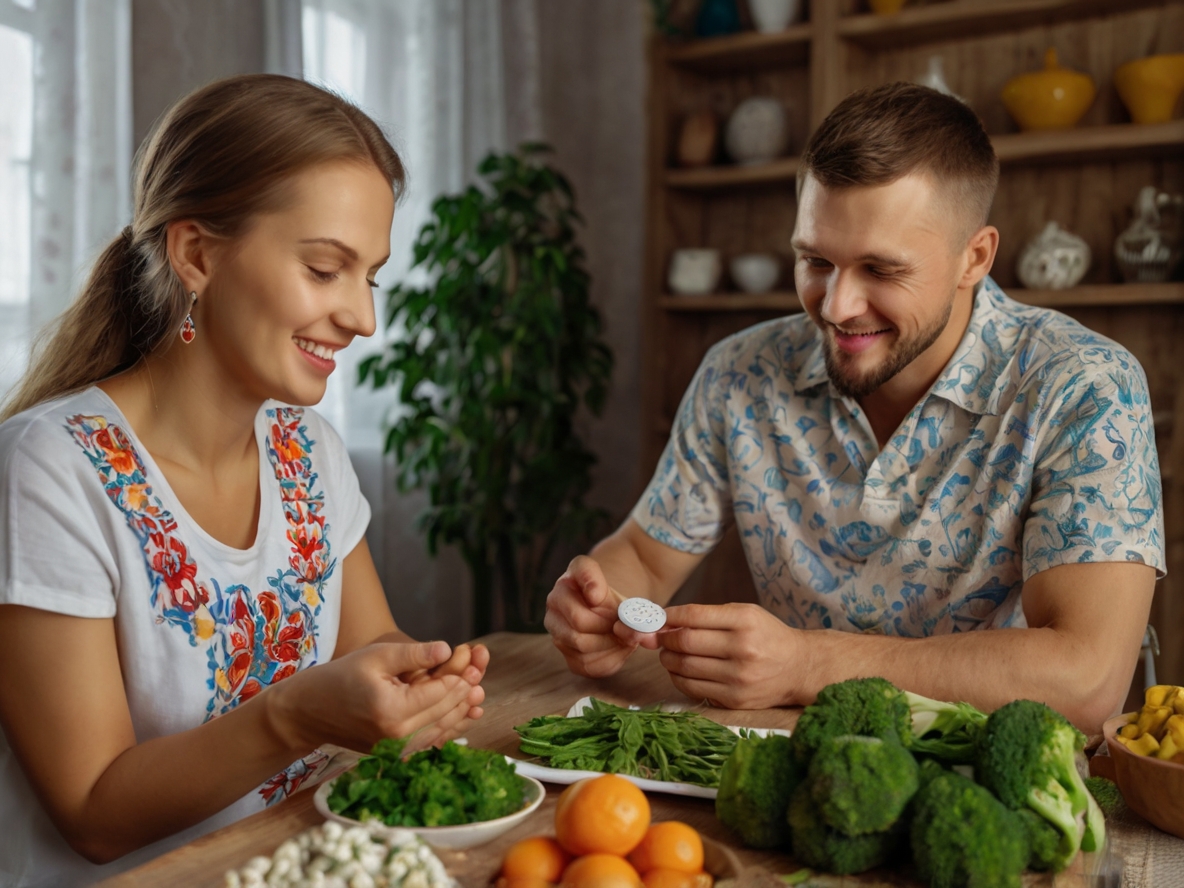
[358,144,614,634]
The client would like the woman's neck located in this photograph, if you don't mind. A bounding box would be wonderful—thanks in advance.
[98,348,263,475]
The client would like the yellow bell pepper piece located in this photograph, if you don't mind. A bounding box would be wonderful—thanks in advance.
[1145,685,1176,708]
[1135,705,1173,740]
[1120,722,1142,740]
[1164,714,1184,747]
[1120,733,1161,756]
[1173,691,1184,717]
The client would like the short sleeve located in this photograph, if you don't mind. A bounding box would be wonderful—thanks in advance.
[1022,361,1165,580]
[304,411,372,559]
[0,416,120,617]
[630,343,733,554]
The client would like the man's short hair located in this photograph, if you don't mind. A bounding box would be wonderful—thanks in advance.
[798,83,1000,240]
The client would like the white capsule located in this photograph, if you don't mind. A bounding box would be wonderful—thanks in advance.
[617,597,667,633]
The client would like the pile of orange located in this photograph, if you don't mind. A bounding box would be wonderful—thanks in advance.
[496,774,713,888]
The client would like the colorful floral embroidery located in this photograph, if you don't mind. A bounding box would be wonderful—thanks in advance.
[66,406,338,804]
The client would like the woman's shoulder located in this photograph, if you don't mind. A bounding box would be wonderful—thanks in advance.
[0,388,121,463]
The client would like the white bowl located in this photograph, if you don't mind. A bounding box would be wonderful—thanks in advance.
[313,769,546,850]
[730,253,780,293]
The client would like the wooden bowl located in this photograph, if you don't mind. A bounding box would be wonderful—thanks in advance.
[1103,713,1184,839]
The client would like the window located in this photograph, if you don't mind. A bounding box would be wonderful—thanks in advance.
[0,1,34,397]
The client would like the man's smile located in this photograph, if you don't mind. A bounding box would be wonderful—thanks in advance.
[831,324,894,355]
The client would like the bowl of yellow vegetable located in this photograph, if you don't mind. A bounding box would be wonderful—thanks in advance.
[1103,684,1184,839]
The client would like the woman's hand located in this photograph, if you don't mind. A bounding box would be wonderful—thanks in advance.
[267,640,485,754]
[399,642,489,746]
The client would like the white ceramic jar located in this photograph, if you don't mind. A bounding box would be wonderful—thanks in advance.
[1016,221,1091,290]
[668,248,722,295]
[725,97,788,165]
[749,0,801,33]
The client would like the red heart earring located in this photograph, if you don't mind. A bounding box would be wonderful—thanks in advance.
[180,292,197,344]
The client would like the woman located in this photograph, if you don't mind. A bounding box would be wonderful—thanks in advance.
[0,74,487,887]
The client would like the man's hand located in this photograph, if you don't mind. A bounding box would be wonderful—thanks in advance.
[653,602,804,710]
[544,556,637,678]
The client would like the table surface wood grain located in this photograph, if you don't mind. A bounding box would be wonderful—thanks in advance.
[96,632,1170,887]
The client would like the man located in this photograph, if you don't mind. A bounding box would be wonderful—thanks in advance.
[544,83,1163,734]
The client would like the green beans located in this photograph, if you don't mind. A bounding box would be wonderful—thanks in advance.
[514,697,745,788]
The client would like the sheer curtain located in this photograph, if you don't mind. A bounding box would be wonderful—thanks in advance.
[298,0,543,641]
[0,0,132,400]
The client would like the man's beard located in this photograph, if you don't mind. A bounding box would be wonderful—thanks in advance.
[822,292,955,400]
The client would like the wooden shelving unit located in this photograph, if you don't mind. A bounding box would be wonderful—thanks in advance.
[641,0,1184,671]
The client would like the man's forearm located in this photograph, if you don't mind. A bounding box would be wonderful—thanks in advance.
[802,625,1132,735]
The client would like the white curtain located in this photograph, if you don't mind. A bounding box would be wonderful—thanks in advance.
[0,0,132,399]
[296,0,544,642]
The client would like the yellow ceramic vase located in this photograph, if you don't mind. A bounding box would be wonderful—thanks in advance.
[1000,48,1096,131]
[1115,54,1184,125]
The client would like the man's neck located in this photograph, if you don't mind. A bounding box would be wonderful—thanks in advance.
[857,284,977,448]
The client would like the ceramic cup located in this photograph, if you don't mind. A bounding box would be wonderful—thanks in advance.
[730,253,780,293]
[749,0,801,32]
[669,248,722,296]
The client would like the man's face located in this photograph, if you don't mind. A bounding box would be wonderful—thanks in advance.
[792,172,969,400]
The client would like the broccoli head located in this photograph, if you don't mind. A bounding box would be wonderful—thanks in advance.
[787,782,901,875]
[910,771,1030,888]
[904,692,988,764]
[974,699,1104,870]
[1084,776,1126,819]
[790,678,913,767]
[715,733,801,849]
[807,735,919,836]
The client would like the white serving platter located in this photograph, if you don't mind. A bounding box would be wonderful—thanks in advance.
[505,696,791,799]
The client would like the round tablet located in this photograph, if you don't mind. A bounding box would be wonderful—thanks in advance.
[618,597,667,633]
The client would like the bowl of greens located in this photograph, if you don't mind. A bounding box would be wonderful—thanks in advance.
[314,738,546,850]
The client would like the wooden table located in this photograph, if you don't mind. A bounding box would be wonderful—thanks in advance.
[99,632,1184,888]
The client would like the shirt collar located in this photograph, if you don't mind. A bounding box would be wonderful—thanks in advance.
[790,277,1012,416]
[928,276,1011,417]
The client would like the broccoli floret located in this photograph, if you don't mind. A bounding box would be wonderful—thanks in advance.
[974,699,1104,870]
[915,757,951,792]
[716,733,801,849]
[791,678,913,767]
[1084,776,1126,819]
[787,783,900,875]
[910,771,1030,888]
[807,735,919,836]
[1017,808,1062,872]
[904,692,988,764]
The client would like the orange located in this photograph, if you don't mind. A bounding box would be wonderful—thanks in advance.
[502,835,570,881]
[641,870,713,888]
[559,853,642,888]
[554,775,651,857]
[495,879,555,888]
[627,822,703,875]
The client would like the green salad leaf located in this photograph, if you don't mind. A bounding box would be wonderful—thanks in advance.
[326,738,525,827]
[515,697,745,787]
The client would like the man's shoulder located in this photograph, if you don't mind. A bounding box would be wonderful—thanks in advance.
[983,283,1148,399]
[700,312,822,386]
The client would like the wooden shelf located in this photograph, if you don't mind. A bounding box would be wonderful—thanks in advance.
[659,292,802,312]
[657,284,1184,313]
[663,122,1184,191]
[838,0,1169,50]
[1010,282,1184,308]
[993,121,1184,165]
[664,24,812,73]
[665,156,800,191]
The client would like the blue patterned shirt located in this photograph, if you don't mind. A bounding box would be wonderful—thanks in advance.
[632,278,1165,636]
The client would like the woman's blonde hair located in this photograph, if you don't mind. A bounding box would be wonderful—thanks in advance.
[2,74,404,421]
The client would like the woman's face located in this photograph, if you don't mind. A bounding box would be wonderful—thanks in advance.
[199,160,394,407]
